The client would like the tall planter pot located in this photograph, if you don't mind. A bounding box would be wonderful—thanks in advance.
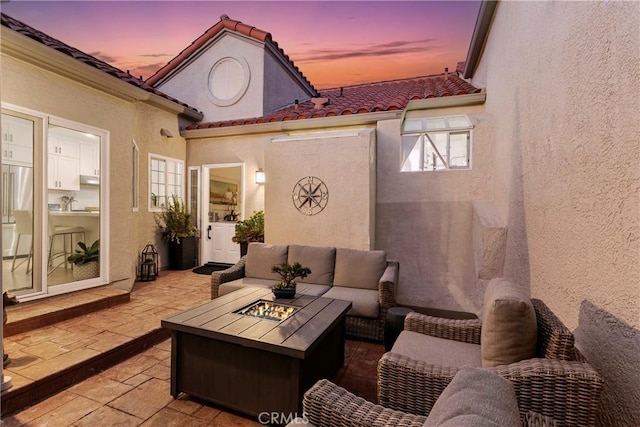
[168,236,197,270]
[240,242,248,257]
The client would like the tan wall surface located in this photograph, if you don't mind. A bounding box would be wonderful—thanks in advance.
[375,107,494,312]
[474,2,639,424]
[2,54,186,287]
[265,128,375,249]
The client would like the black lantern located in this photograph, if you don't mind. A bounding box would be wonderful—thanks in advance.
[138,243,158,282]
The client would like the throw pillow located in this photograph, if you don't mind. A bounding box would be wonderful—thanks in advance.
[424,366,521,427]
[480,278,537,367]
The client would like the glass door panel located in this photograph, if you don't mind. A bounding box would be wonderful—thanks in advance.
[46,125,101,286]
[1,112,36,295]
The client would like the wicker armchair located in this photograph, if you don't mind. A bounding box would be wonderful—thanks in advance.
[378,298,603,427]
[293,378,557,427]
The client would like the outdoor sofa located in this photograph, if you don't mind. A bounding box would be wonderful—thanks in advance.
[211,242,398,341]
[377,278,604,427]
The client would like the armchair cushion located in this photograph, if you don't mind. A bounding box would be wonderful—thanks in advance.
[392,331,481,368]
[288,244,336,285]
[424,366,521,426]
[245,243,288,281]
[333,248,386,290]
[481,278,537,367]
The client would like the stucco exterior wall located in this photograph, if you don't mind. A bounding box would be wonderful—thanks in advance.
[1,54,185,287]
[156,32,265,123]
[473,2,640,424]
[265,128,376,249]
[375,106,495,312]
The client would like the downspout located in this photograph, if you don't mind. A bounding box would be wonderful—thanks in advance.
[463,0,499,80]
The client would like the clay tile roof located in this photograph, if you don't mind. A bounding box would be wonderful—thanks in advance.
[0,13,200,116]
[146,15,316,93]
[186,73,481,130]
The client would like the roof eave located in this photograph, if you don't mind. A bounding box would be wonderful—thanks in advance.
[1,27,202,121]
[181,110,402,139]
[463,0,498,79]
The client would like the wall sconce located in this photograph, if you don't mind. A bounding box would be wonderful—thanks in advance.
[255,168,265,184]
[160,128,174,138]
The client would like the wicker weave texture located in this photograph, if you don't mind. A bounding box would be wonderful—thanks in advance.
[378,298,604,427]
[210,256,246,299]
[301,379,556,427]
[404,312,482,344]
[303,379,427,427]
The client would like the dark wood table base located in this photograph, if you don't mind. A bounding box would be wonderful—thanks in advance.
[162,287,351,418]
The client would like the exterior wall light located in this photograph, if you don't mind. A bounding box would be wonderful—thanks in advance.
[255,168,266,184]
[160,128,173,138]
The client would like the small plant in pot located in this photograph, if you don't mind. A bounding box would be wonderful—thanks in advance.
[67,239,100,281]
[232,210,264,256]
[271,262,311,298]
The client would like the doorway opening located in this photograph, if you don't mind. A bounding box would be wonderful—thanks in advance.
[199,163,244,265]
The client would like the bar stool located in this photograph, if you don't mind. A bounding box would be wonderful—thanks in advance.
[11,210,33,274]
[48,213,85,273]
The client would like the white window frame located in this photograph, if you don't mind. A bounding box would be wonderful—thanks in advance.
[132,139,139,212]
[148,153,184,212]
[401,115,473,172]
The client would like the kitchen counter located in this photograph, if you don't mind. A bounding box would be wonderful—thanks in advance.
[50,211,99,217]
[49,211,100,245]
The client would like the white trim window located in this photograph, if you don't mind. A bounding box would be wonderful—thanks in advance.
[149,153,183,211]
[401,115,473,172]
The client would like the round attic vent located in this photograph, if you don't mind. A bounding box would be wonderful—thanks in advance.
[208,56,250,107]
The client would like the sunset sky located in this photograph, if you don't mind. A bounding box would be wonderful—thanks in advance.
[2,1,481,89]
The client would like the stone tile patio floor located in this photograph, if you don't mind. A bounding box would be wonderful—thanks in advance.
[1,269,383,426]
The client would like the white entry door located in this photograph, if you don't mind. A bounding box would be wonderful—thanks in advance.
[200,163,243,264]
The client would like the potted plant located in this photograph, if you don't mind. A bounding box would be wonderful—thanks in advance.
[271,262,311,298]
[232,210,264,256]
[155,194,198,270]
[67,239,100,281]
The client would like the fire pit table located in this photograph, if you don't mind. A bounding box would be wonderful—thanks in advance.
[161,286,351,418]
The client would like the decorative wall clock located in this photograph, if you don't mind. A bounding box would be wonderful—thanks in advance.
[292,176,329,216]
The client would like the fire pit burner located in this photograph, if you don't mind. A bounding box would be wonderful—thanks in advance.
[234,300,298,322]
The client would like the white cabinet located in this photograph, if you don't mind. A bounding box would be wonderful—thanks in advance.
[79,141,100,177]
[1,114,33,166]
[48,137,80,190]
[212,222,240,264]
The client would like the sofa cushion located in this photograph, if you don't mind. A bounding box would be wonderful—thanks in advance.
[245,243,289,281]
[322,287,379,318]
[218,277,274,297]
[392,331,481,367]
[295,283,332,297]
[424,366,520,427]
[480,278,537,367]
[333,248,386,290]
[288,245,336,285]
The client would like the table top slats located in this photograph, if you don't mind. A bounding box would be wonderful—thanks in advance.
[282,299,352,352]
[259,298,332,345]
[163,287,265,324]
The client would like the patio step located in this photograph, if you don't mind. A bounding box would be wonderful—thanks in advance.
[4,286,130,337]
[1,325,169,416]
[1,285,173,416]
